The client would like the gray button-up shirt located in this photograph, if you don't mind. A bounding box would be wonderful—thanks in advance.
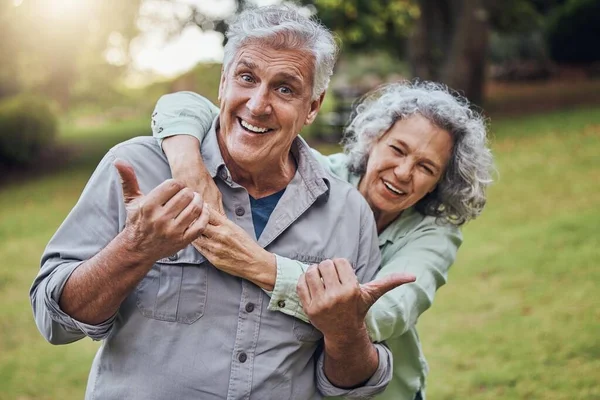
[30,119,391,399]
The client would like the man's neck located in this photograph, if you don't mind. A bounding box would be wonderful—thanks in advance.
[217,131,297,199]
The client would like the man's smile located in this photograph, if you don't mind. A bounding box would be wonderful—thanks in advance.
[238,117,273,134]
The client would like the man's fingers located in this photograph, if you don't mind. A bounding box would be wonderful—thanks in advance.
[175,192,204,227]
[331,258,356,285]
[184,203,210,241]
[207,204,227,226]
[304,264,325,298]
[114,159,143,204]
[146,179,185,208]
[164,188,196,219]
[360,273,417,305]
[297,273,312,308]
[317,260,341,288]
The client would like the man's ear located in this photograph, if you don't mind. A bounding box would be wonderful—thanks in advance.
[304,91,326,125]
[218,67,227,102]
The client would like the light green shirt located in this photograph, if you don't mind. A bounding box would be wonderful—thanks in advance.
[152,92,463,400]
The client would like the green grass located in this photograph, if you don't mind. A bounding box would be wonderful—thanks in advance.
[0,107,599,399]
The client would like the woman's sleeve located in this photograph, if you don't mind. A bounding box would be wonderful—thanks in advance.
[151,91,219,145]
[365,224,463,342]
[309,149,352,181]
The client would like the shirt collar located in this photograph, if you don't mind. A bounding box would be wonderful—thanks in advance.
[201,115,330,197]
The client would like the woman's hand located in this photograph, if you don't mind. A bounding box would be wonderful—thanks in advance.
[162,135,225,215]
[194,207,277,290]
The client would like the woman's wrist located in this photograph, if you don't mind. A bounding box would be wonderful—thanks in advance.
[248,248,277,291]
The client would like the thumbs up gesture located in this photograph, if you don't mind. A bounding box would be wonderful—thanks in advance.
[114,159,210,262]
[297,259,416,339]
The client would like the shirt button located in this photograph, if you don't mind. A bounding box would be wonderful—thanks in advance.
[245,302,255,313]
[218,168,229,181]
[277,300,286,308]
[168,253,178,261]
[235,207,245,216]
[238,352,247,363]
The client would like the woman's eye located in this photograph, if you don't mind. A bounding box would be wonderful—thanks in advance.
[390,145,404,156]
[421,165,434,175]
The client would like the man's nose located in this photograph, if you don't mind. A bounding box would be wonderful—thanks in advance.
[246,86,272,116]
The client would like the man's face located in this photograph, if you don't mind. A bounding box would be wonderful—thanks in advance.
[217,42,323,169]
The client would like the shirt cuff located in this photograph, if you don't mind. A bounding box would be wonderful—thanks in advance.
[44,261,116,341]
[315,343,393,399]
[267,255,310,323]
[153,118,205,146]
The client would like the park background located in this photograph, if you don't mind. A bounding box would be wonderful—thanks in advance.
[0,0,599,399]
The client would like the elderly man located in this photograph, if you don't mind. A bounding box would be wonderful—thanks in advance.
[30,5,396,399]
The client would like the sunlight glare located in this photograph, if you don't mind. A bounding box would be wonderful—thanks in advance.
[39,0,90,21]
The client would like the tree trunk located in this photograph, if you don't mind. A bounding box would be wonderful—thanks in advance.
[441,0,490,105]
[409,0,490,106]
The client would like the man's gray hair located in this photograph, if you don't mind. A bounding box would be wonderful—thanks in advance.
[222,4,339,100]
[343,80,495,226]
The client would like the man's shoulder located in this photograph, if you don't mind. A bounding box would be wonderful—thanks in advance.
[106,136,172,187]
[109,136,163,158]
[320,170,371,219]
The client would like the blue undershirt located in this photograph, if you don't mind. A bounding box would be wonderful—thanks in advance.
[249,188,286,239]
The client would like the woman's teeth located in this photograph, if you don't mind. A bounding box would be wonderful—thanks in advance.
[383,181,405,195]
[240,119,269,133]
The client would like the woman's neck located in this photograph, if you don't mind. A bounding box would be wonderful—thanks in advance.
[372,209,400,234]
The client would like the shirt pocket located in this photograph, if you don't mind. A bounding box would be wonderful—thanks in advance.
[135,246,207,324]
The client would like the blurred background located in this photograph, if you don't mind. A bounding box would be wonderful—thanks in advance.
[0,0,599,399]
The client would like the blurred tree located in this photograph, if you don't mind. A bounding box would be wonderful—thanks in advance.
[158,0,565,106]
[0,0,140,109]
[546,0,600,63]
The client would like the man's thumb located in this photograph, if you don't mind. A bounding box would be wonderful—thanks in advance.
[361,273,417,305]
[114,159,143,204]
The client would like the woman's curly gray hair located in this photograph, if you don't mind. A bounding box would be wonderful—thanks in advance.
[343,80,494,226]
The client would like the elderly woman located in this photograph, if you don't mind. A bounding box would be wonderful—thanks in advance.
[152,81,494,400]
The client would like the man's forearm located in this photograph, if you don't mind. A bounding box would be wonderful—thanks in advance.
[59,231,155,325]
[323,325,380,388]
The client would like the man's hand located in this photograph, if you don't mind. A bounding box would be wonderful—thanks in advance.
[114,159,210,262]
[193,207,277,290]
[162,135,225,215]
[297,258,416,339]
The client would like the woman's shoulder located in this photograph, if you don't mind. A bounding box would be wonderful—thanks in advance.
[382,207,462,246]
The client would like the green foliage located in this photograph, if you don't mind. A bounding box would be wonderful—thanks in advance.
[297,0,418,57]
[546,0,600,63]
[0,96,58,165]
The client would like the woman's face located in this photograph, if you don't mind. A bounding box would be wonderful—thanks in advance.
[358,114,453,220]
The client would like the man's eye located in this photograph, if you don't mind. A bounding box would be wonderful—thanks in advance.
[240,74,253,82]
[278,86,292,95]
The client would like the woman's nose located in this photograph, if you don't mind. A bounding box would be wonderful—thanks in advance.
[394,161,413,182]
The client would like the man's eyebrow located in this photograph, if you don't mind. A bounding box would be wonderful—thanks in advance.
[276,72,304,87]
[236,59,258,70]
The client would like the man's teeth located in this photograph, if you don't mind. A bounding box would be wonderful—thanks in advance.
[240,119,269,133]
[383,181,405,195]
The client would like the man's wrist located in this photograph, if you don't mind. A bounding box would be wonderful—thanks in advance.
[323,323,374,357]
[113,229,158,267]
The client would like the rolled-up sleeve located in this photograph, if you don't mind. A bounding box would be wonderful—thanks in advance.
[365,224,462,342]
[316,343,393,399]
[152,91,219,145]
[30,151,125,345]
